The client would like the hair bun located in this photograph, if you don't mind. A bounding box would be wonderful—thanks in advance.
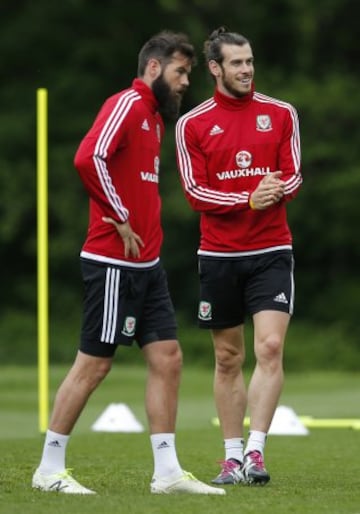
[209,26,228,40]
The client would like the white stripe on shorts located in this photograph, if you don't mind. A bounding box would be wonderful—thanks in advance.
[289,257,295,316]
[101,267,120,343]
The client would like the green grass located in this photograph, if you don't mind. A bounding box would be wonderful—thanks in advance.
[1,365,360,513]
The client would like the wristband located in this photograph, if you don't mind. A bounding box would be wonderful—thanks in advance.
[249,197,256,210]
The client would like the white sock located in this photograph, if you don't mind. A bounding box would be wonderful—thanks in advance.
[245,430,267,456]
[224,438,245,463]
[38,429,69,474]
[150,433,182,479]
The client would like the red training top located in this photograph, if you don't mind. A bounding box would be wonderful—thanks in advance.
[74,79,164,267]
[176,86,302,256]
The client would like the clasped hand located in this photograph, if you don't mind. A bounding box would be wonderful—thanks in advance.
[250,171,285,210]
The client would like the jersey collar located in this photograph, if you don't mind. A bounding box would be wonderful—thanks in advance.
[132,78,159,114]
[214,84,254,110]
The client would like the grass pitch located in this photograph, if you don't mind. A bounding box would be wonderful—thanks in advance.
[0,365,359,514]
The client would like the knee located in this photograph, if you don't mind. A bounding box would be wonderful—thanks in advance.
[255,334,283,364]
[80,358,112,390]
[165,344,183,374]
[215,345,244,375]
[153,342,183,376]
[94,359,113,381]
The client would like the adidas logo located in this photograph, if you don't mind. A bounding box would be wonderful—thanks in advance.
[141,118,150,131]
[273,292,288,304]
[209,124,224,136]
[48,440,61,447]
[157,441,170,449]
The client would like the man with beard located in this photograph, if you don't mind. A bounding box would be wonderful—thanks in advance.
[32,31,225,497]
[176,27,302,486]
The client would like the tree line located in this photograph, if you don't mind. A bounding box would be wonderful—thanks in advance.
[1,0,359,361]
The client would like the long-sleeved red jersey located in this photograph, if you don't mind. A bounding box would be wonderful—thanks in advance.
[74,79,165,267]
[176,87,302,255]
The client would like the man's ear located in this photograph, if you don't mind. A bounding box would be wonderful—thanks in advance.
[147,58,162,79]
[208,60,220,78]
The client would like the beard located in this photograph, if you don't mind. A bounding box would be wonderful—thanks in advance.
[152,74,184,122]
[222,72,252,98]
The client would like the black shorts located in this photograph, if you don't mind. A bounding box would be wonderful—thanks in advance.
[79,259,177,357]
[198,251,295,329]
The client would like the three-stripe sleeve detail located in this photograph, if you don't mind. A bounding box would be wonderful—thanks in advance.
[93,90,141,222]
[253,93,302,195]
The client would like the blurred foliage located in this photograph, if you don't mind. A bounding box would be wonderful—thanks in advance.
[0,0,359,364]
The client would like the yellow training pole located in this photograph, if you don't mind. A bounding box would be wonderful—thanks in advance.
[37,88,49,433]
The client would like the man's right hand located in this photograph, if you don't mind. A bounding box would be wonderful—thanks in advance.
[102,217,145,258]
